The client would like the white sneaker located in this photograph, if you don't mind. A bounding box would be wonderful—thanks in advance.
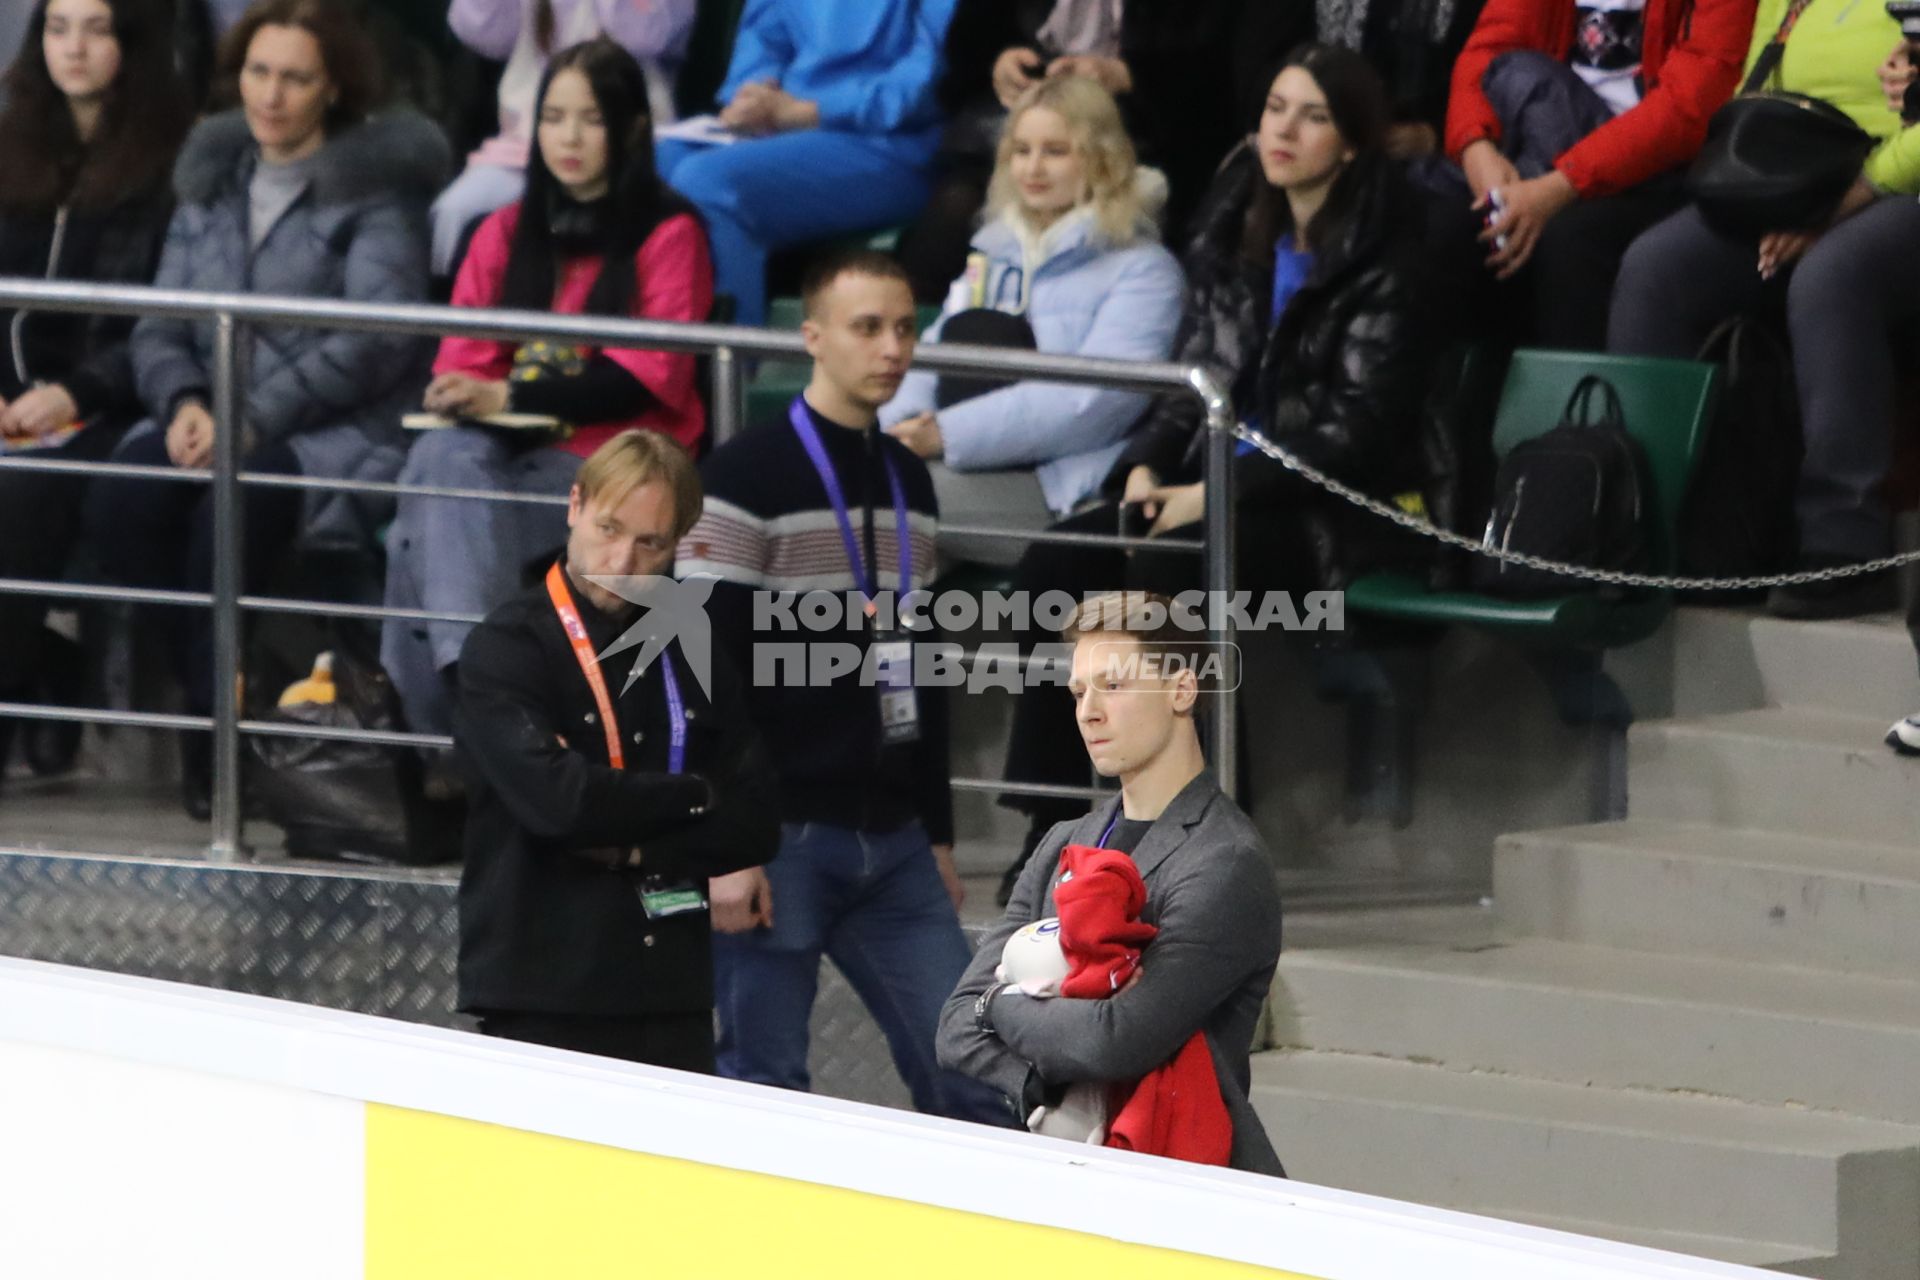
[1888,714,1920,756]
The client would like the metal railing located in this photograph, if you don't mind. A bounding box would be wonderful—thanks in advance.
[0,278,1236,861]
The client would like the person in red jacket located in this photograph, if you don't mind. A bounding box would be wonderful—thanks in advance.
[381,37,713,752]
[1440,0,1754,348]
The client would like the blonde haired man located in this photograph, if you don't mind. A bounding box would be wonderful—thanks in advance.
[454,429,778,1069]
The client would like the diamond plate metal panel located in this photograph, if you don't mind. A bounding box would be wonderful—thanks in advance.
[0,852,462,1026]
[0,850,983,1108]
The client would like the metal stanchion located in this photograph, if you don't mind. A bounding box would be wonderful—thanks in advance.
[710,345,743,446]
[208,313,247,862]
[1194,368,1238,800]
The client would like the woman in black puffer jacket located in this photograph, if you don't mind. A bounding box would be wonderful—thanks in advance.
[996,44,1445,884]
[0,0,192,786]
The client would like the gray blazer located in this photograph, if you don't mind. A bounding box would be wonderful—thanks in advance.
[936,770,1285,1174]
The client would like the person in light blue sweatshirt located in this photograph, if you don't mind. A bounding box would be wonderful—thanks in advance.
[654,0,957,326]
[878,74,1182,565]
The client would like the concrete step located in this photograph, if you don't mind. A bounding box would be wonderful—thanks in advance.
[1251,1049,1920,1280]
[1671,610,1915,723]
[1628,709,1920,846]
[1273,910,1920,1123]
[1495,820,1920,978]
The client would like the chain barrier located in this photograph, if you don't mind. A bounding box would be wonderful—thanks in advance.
[1230,422,1920,592]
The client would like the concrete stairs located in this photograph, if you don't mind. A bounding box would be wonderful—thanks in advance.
[1253,608,1920,1278]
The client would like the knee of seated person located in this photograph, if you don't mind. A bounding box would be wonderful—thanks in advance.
[400,425,506,481]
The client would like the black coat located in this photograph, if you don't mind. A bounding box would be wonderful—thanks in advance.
[1112,144,1444,587]
[0,183,174,419]
[938,0,1246,237]
[453,572,780,1018]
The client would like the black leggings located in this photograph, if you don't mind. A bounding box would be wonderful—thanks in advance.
[0,419,126,697]
[83,426,305,714]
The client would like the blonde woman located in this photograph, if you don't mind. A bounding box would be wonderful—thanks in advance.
[880,75,1183,559]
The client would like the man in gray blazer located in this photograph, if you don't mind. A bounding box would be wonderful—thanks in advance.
[937,592,1285,1174]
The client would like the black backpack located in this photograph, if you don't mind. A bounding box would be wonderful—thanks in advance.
[1677,315,1803,595]
[1471,376,1653,597]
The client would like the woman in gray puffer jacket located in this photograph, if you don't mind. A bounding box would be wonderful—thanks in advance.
[85,0,450,816]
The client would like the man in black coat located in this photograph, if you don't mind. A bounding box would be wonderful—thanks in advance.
[453,429,780,1072]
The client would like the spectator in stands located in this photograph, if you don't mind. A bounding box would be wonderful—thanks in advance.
[995,45,1442,897]
[1434,0,1753,350]
[675,250,1007,1126]
[430,0,696,277]
[0,0,191,788]
[897,0,1242,300]
[1610,0,1920,618]
[876,75,1182,563]
[381,37,712,750]
[938,591,1285,1171]
[83,0,449,817]
[453,428,779,1070]
[654,0,957,327]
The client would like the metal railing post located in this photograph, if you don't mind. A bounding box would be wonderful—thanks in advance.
[208,312,247,861]
[710,345,743,446]
[1194,368,1238,800]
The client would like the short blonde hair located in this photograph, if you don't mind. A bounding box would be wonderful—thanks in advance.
[985,75,1145,248]
[575,429,703,537]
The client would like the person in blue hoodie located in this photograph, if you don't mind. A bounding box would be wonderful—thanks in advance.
[876,74,1182,565]
[654,0,956,326]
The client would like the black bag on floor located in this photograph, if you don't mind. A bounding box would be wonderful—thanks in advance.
[1677,314,1803,593]
[1472,376,1652,597]
[248,646,453,865]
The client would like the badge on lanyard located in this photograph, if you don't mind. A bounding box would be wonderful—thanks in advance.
[789,399,922,748]
[638,877,708,919]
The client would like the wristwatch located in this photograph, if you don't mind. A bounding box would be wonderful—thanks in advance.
[973,982,1006,1033]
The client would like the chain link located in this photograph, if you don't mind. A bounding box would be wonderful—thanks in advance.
[1230,422,1920,592]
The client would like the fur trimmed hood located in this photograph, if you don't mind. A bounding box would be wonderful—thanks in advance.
[173,108,452,211]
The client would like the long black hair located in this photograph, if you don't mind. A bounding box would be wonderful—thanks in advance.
[498,37,691,317]
[1241,43,1391,264]
[0,0,191,214]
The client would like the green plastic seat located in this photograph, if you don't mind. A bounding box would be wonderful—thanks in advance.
[1346,349,1718,649]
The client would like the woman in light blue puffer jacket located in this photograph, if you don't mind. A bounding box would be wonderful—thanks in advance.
[879,74,1182,564]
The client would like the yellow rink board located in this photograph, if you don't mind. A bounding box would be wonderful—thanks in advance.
[366,1103,1319,1280]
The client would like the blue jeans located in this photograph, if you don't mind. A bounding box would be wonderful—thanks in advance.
[656,131,933,327]
[714,820,1009,1125]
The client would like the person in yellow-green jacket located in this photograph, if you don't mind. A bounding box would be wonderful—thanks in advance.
[1609,0,1920,619]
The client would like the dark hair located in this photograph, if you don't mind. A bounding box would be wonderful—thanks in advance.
[800,248,914,319]
[0,0,192,213]
[498,38,688,317]
[1241,43,1391,262]
[217,0,384,134]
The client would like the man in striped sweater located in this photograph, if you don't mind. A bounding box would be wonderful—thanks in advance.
[677,250,1006,1124]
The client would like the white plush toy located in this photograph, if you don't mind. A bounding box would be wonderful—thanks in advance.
[996,918,1109,1145]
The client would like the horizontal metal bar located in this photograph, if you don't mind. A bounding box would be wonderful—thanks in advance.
[940,522,1205,553]
[240,469,572,508]
[239,595,485,626]
[0,700,210,732]
[0,576,211,609]
[949,777,1110,802]
[0,452,210,484]
[0,278,1203,398]
[237,719,453,751]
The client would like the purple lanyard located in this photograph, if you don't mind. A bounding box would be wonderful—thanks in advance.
[659,649,686,776]
[1098,813,1118,848]
[789,398,913,603]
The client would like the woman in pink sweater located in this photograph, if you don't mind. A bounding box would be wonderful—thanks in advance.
[381,38,713,749]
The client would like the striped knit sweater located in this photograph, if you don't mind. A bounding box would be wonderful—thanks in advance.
[676,398,953,844]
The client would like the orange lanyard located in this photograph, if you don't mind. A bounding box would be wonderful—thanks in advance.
[545,562,625,769]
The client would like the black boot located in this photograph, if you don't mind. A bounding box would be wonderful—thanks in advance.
[24,633,84,777]
[1767,556,1898,620]
[180,733,212,822]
